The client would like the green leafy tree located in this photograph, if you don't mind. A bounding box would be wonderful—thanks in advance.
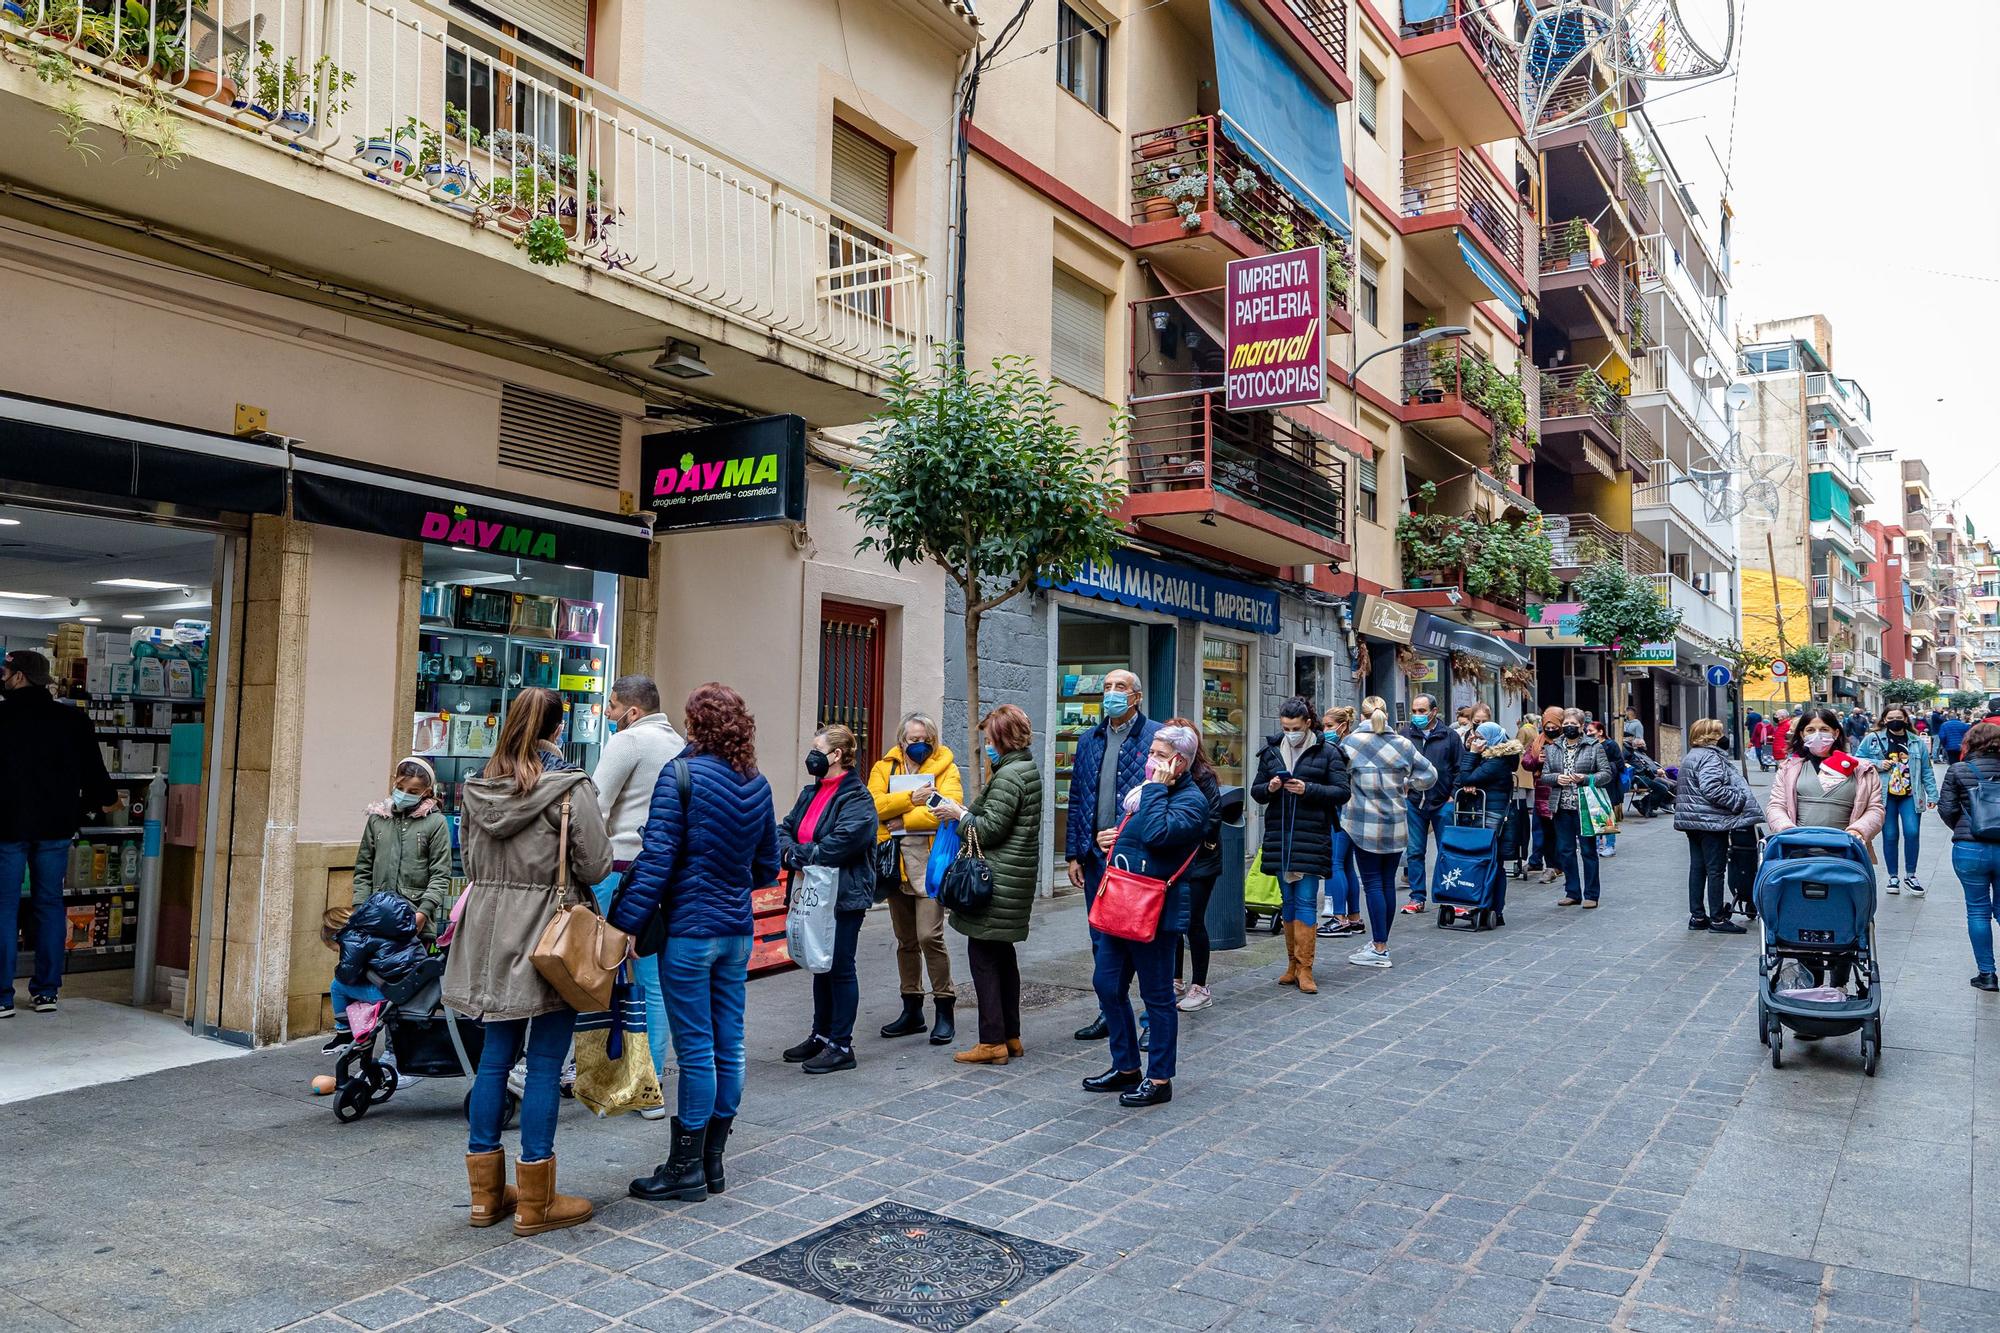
[1719,638,1771,686]
[1781,644,1832,694]
[846,347,1128,773]
[1881,678,1939,706]
[1949,687,1985,711]
[1574,561,1683,652]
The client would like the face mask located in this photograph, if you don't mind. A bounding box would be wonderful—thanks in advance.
[1323,728,1341,743]
[1411,713,1431,729]
[1804,732,1836,756]
[1282,728,1307,746]
[985,744,1002,767]
[904,741,933,764]
[605,720,618,737]
[390,790,422,812]
[1101,691,1130,719]
[1562,725,1581,739]
[805,749,831,778]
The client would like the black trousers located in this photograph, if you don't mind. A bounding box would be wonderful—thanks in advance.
[1686,830,1729,918]
[1176,873,1219,986]
[965,937,1021,1046]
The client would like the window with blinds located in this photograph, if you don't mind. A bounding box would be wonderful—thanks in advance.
[1358,254,1380,328]
[1358,66,1380,136]
[1358,452,1379,523]
[829,122,896,319]
[458,0,588,59]
[1051,269,1108,396]
[1056,3,1108,114]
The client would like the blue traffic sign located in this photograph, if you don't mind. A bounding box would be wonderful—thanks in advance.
[1706,665,1733,687]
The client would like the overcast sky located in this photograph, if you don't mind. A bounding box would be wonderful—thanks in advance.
[1639,0,2000,531]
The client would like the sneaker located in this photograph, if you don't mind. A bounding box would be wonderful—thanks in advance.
[506,1063,527,1099]
[1173,980,1189,1001]
[0,997,12,1018]
[1347,947,1392,969]
[386,1067,423,1089]
[1886,878,1900,895]
[321,1031,354,1055]
[1400,901,1426,914]
[1907,878,1926,898]
[802,1042,856,1075]
[1971,973,1999,993]
[1177,984,1213,1012]
[30,994,56,1013]
[639,1105,669,1121]
[1688,915,1710,931]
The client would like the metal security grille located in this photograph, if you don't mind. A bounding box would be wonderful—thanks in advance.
[817,602,884,764]
[498,384,622,490]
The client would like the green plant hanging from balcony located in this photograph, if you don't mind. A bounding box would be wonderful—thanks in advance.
[1395,482,1558,606]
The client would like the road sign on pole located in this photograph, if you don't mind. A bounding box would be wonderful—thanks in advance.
[1769,659,1789,680]
[1706,665,1732,688]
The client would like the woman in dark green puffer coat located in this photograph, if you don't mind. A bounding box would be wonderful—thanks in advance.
[941,705,1043,1066]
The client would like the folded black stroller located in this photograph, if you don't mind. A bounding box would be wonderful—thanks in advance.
[332,954,520,1126]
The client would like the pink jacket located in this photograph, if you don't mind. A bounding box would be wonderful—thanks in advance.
[1765,755,1884,841]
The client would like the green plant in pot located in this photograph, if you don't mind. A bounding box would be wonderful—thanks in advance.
[1561,217,1589,266]
[516,213,569,267]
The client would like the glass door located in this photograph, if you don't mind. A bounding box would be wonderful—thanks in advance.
[1199,633,1255,793]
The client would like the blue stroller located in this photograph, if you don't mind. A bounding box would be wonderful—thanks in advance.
[1432,792,1504,931]
[1753,827,1884,1076]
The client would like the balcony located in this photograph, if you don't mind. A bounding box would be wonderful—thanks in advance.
[1123,389,1349,568]
[1130,116,1350,324]
[1539,367,1658,480]
[1812,574,1866,615]
[1634,458,1736,556]
[1396,0,1523,145]
[1536,77,1620,186]
[1646,572,1734,646]
[1537,221,1626,344]
[1621,150,1657,233]
[1915,662,1939,684]
[1400,335,1528,468]
[0,0,928,421]
[1809,430,1874,503]
[1546,513,1665,578]
[1400,148,1527,300]
[1269,0,1352,97]
[1630,346,1729,450]
[1635,233,1728,356]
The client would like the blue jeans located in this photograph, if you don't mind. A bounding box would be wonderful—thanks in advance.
[329,977,387,1031]
[1404,805,1448,902]
[1093,930,1179,1081]
[810,909,867,1047]
[0,839,71,1001]
[661,933,752,1129]
[468,1009,576,1163]
[1554,809,1602,902]
[1355,849,1402,946]
[1882,796,1922,877]
[1280,875,1323,925]
[592,874,668,1073]
[1951,843,2000,976]
[1328,830,1360,915]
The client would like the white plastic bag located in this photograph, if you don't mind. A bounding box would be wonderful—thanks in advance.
[787,863,840,974]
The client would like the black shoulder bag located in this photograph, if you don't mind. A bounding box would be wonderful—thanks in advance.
[609,759,689,955]
[937,822,995,918]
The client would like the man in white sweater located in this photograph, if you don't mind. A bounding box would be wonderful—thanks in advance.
[592,675,685,1110]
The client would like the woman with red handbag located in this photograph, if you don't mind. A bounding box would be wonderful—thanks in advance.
[1082,723,1214,1108]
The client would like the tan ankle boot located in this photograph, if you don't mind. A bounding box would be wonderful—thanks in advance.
[954,1042,1009,1065]
[1296,926,1318,994]
[1277,922,1300,986]
[1006,1038,1025,1057]
[466,1149,517,1228]
[513,1155,592,1236]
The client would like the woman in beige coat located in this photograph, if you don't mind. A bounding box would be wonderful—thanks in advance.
[443,687,612,1237]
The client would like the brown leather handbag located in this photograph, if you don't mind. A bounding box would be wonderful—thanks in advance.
[530,798,629,1012]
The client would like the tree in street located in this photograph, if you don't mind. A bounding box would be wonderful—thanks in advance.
[1881,678,1939,707]
[845,347,1127,778]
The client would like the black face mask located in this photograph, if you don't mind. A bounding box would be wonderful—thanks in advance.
[1887,722,1907,734]
[805,750,831,778]
[1562,725,1581,739]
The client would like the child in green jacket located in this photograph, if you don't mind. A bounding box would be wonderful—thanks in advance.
[353,757,454,934]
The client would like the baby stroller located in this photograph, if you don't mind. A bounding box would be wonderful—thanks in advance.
[1752,827,1884,1076]
[1432,792,1503,931]
[332,954,521,1126]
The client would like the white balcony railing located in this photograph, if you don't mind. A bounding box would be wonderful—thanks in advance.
[1811,574,1864,611]
[1632,347,1729,450]
[1647,571,1734,645]
[0,0,929,378]
[1635,232,1728,353]
[1632,457,1736,555]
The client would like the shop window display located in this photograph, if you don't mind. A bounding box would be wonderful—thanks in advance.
[1200,636,1253,791]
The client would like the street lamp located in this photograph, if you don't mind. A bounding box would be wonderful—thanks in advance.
[1345,325,1472,429]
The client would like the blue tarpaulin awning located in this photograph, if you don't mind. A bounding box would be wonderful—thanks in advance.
[1402,0,1451,26]
[1208,0,1350,241]
[1456,229,1525,322]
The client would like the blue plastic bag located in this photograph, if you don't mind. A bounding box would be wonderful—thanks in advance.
[924,822,961,898]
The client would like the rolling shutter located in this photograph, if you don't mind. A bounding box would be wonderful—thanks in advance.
[1051,269,1108,395]
[831,122,894,228]
[499,384,623,490]
[1358,66,1379,134]
[480,0,588,59]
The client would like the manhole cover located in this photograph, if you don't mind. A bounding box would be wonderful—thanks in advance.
[740,1200,1079,1330]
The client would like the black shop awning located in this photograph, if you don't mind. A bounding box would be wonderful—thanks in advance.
[0,391,288,514]
[290,450,653,577]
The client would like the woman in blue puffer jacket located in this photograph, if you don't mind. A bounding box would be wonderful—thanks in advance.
[609,683,779,1206]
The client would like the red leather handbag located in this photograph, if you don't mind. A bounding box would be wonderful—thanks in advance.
[1089,815,1200,942]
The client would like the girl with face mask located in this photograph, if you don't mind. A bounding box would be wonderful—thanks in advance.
[778,726,881,1076]
[1766,706,1885,849]
[1857,708,1935,893]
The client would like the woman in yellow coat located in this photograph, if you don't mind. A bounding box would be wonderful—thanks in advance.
[867,713,964,1044]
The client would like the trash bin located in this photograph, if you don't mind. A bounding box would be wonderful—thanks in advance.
[1206,785,1247,951]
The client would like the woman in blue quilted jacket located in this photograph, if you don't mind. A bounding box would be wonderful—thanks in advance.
[612,683,779,1205]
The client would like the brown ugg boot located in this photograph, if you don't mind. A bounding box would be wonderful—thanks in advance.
[513,1156,593,1236]
[954,1042,1010,1065]
[1296,925,1319,994]
[1278,922,1300,986]
[466,1149,517,1229]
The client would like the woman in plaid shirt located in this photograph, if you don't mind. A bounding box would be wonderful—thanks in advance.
[1340,696,1439,968]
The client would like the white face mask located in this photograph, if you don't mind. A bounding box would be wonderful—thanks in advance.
[1804,732,1836,756]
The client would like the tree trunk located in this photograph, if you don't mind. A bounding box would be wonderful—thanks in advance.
[964,603,984,799]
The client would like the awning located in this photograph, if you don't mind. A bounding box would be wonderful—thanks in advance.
[1208,0,1350,240]
[1413,611,1532,667]
[1402,0,1451,25]
[290,450,653,577]
[1456,230,1526,322]
[0,391,287,514]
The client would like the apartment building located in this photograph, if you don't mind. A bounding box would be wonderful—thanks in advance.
[0,0,974,1048]
[1904,460,1942,691]
[954,0,1535,866]
[1735,316,1884,712]
[1968,534,2000,697]
[1862,517,1910,691]
[1932,508,1973,697]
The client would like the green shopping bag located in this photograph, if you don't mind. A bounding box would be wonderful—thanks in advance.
[1578,783,1617,837]
[1243,849,1282,910]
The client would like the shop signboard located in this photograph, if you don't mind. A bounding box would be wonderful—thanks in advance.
[1354,594,1417,645]
[1223,245,1325,411]
[1051,549,1280,634]
[1412,611,1532,667]
[1619,641,1678,668]
[640,414,808,533]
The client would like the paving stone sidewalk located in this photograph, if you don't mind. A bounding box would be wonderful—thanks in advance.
[4,785,1997,1332]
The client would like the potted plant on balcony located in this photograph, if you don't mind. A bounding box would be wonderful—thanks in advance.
[479,162,559,232]
[1561,217,1590,269]
[1139,126,1181,160]
[227,41,352,140]
[1162,171,1210,232]
[354,117,420,181]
